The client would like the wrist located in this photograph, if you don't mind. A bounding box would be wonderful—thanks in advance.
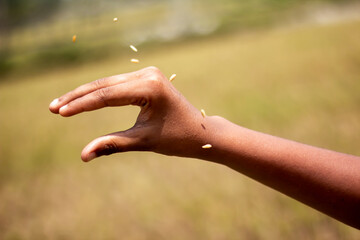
[190,115,241,165]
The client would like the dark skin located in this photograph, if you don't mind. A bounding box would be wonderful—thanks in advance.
[49,66,360,229]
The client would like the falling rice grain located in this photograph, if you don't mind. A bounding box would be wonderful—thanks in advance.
[202,144,212,149]
[169,74,176,82]
[113,17,118,22]
[130,45,138,52]
[131,59,139,63]
[201,109,206,118]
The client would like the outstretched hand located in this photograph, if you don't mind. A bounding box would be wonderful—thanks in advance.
[49,66,360,229]
[49,67,213,162]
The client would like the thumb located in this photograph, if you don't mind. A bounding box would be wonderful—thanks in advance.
[81,129,143,162]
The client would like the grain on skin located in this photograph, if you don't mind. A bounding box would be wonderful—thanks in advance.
[131,59,139,63]
[201,109,206,118]
[130,45,138,52]
[169,74,176,82]
[202,144,212,149]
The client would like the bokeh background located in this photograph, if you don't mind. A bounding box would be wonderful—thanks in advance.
[1,0,360,239]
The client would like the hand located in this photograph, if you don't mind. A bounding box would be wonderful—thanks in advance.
[49,67,211,162]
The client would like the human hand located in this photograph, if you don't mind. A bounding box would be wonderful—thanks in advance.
[49,67,213,162]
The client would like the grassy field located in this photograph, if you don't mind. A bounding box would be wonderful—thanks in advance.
[1,19,360,239]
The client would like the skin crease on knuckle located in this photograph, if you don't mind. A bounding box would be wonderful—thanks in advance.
[97,87,111,106]
[97,141,120,156]
[94,77,107,88]
[131,97,149,107]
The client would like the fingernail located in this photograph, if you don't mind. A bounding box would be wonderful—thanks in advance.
[87,152,97,162]
[50,98,59,108]
[59,104,68,112]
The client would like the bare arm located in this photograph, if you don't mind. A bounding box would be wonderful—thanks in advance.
[49,67,360,229]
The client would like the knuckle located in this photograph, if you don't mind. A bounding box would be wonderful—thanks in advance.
[133,97,148,107]
[145,66,164,82]
[99,141,119,156]
[96,87,111,105]
[147,77,163,87]
[94,78,107,88]
[145,66,160,74]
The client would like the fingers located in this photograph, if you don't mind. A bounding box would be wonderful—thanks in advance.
[49,72,136,114]
[81,129,145,162]
[50,66,167,115]
[58,80,147,117]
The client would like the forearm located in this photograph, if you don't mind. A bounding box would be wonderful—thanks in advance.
[198,116,360,228]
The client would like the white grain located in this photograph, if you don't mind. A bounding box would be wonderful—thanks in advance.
[202,144,212,149]
[130,45,138,52]
[131,59,139,63]
[169,74,176,82]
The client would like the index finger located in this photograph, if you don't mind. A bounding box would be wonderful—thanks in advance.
[49,72,137,114]
[58,79,148,117]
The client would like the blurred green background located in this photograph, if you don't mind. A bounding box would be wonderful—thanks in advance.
[1,0,360,239]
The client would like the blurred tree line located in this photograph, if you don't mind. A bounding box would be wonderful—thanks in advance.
[0,0,61,74]
[0,0,356,78]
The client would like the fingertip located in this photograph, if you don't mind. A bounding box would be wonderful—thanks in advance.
[59,104,70,117]
[88,152,97,161]
[50,98,59,107]
[49,107,59,114]
[49,98,60,113]
[81,134,126,162]
[81,140,100,162]
[81,152,97,162]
